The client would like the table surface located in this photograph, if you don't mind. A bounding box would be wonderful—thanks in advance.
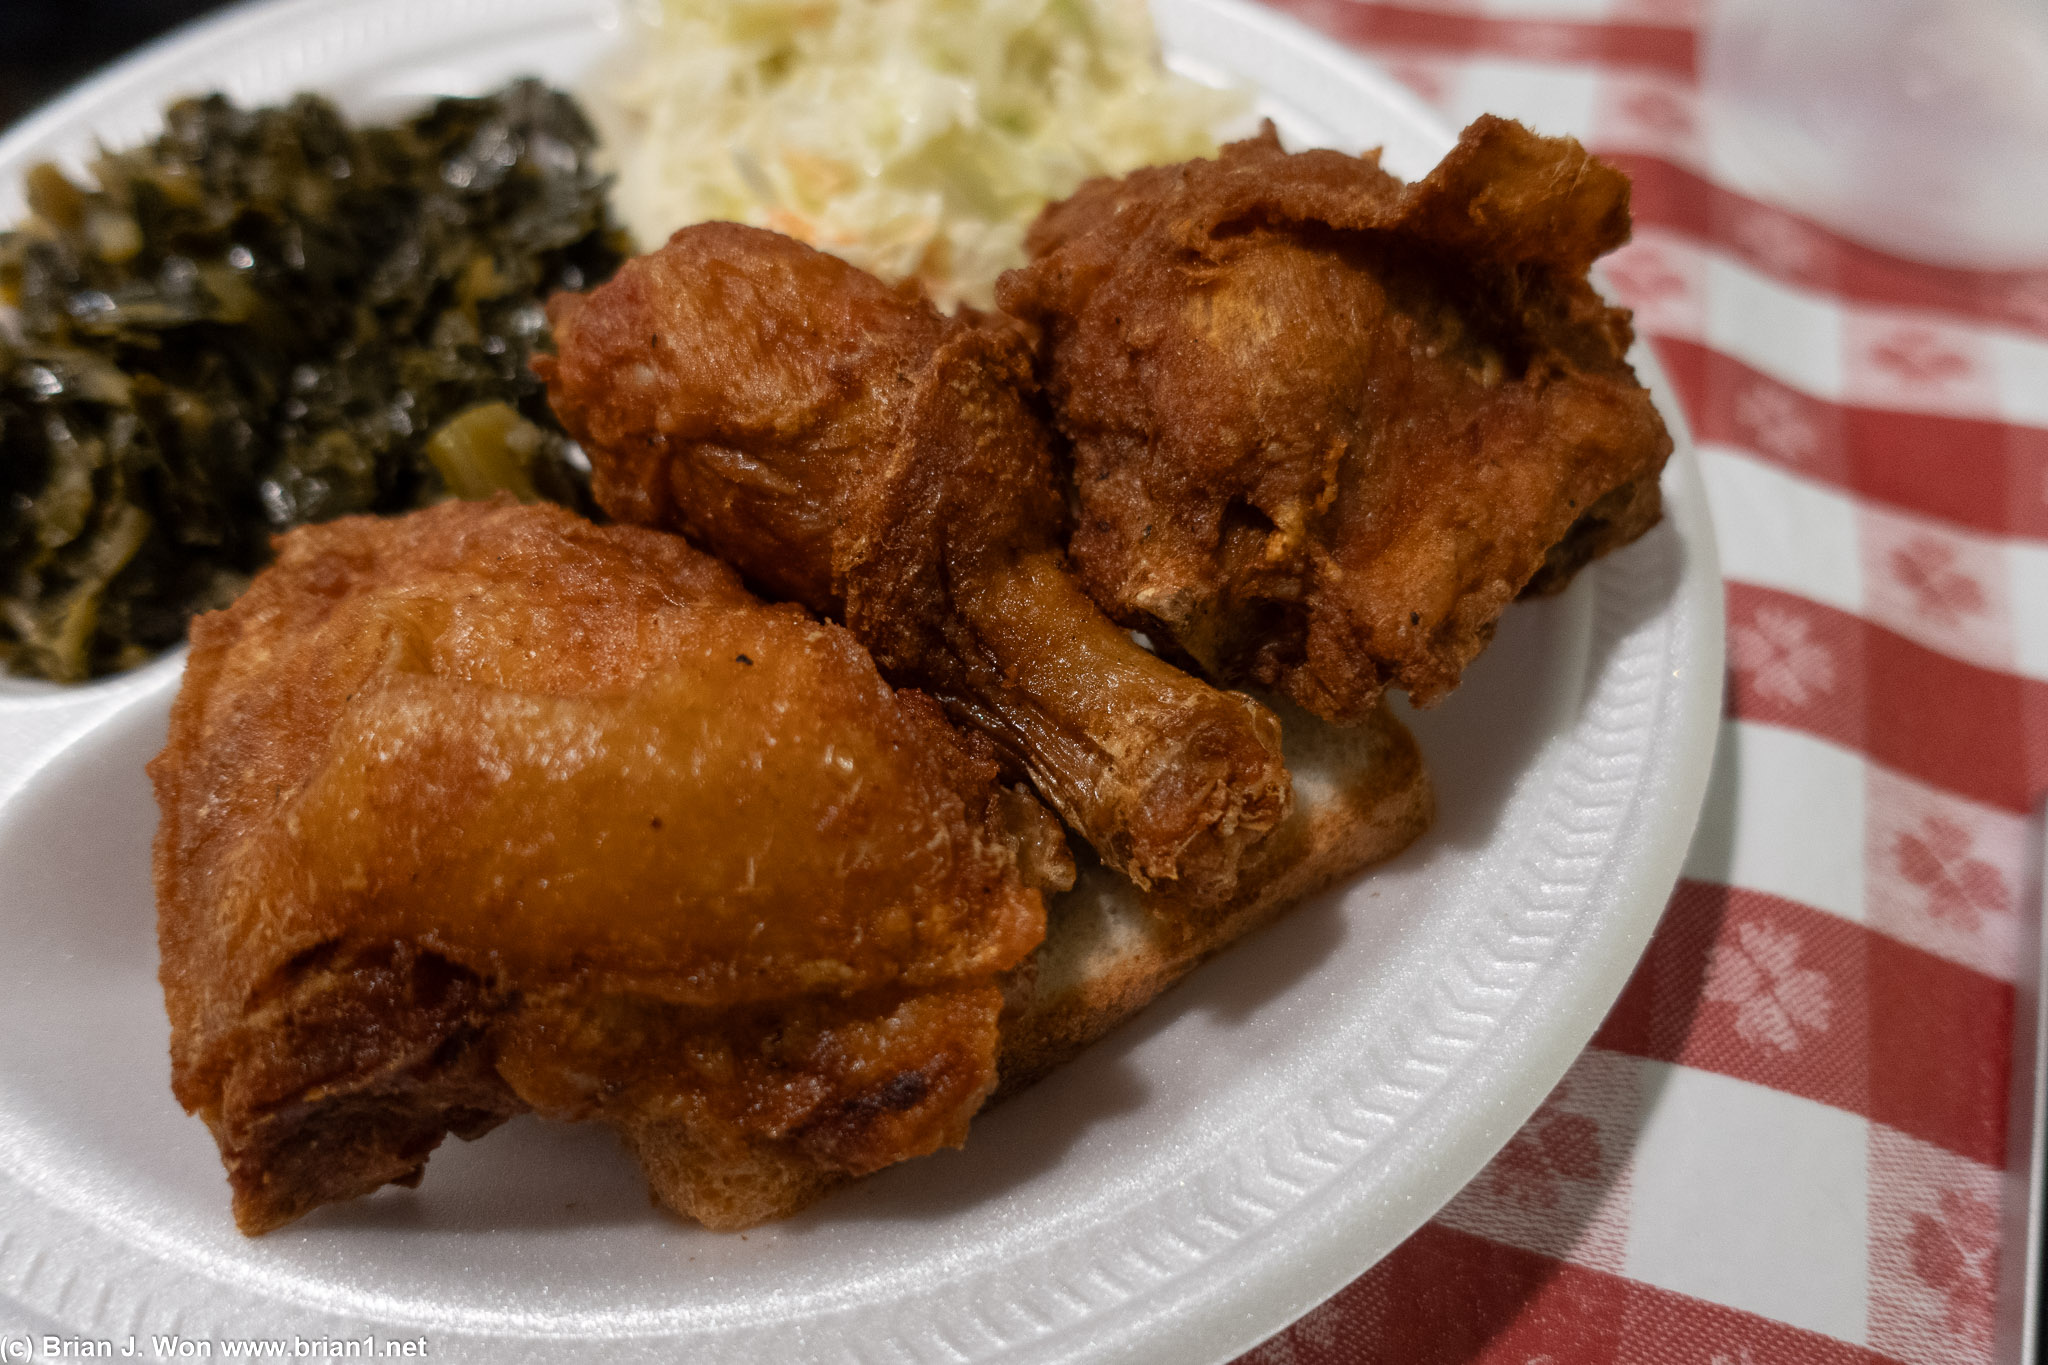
[4,1,2044,1362]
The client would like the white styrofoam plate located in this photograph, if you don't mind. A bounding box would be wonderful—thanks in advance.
[0,1,1725,1360]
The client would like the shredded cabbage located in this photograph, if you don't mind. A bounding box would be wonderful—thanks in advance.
[590,0,1250,308]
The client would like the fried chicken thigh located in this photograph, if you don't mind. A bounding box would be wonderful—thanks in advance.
[151,498,1069,1233]
[537,223,1291,903]
[997,116,1674,722]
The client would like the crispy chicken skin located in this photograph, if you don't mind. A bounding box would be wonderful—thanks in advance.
[536,223,1291,903]
[149,497,1070,1234]
[997,116,1674,722]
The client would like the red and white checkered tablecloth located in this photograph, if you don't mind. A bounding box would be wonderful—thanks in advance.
[1228,2,2048,1360]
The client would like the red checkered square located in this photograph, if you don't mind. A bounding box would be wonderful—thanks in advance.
[1858,504,2014,672]
[1435,1050,1641,1270]
[1590,70,1700,161]
[1867,1128,2004,1365]
[1843,314,2001,419]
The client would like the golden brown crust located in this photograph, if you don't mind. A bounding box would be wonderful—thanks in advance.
[150,496,1428,1230]
[538,224,1294,905]
[151,498,1057,1234]
[206,942,518,1235]
[997,115,1673,723]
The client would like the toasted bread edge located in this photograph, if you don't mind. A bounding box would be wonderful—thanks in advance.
[996,698,1434,1097]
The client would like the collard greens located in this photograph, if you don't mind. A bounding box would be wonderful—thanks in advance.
[0,80,625,681]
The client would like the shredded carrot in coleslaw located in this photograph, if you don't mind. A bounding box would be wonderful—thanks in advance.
[588,0,1250,308]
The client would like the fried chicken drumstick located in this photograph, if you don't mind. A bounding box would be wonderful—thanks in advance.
[997,116,1675,723]
[537,223,1291,903]
[151,498,1070,1233]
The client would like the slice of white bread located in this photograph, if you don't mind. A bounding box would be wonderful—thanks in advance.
[998,696,1433,1095]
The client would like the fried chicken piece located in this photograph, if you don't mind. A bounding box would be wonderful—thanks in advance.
[150,497,1071,1234]
[536,223,1291,903]
[997,115,1674,722]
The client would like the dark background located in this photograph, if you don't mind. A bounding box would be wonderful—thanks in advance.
[1,0,229,131]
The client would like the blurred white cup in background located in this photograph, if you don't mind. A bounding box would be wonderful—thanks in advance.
[1702,0,2048,267]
